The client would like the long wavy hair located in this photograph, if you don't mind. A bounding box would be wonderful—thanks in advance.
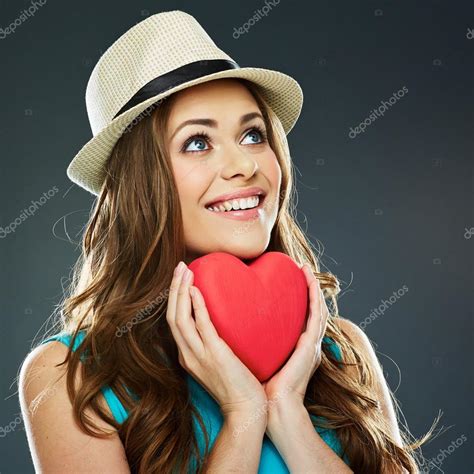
[35,78,437,473]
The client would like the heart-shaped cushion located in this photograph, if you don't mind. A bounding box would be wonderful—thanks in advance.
[188,251,308,382]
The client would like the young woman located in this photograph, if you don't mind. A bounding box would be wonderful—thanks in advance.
[18,11,435,474]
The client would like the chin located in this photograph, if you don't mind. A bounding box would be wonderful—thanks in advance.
[188,235,269,261]
[216,236,270,260]
[225,246,267,261]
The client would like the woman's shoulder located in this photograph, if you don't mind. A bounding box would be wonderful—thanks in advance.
[21,332,79,386]
[332,316,377,363]
[333,316,373,353]
[21,329,128,424]
[20,329,95,410]
[323,316,375,364]
[40,329,88,353]
[21,337,69,379]
[19,336,129,471]
[334,316,360,334]
[19,334,91,424]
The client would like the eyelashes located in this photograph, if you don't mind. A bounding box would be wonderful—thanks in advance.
[179,124,268,154]
[180,130,212,153]
[246,124,268,143]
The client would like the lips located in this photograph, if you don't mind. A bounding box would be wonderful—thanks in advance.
[204,186,267,208]
[205,193,267,221]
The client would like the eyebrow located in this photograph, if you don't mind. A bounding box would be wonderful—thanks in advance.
[170,112,265,141]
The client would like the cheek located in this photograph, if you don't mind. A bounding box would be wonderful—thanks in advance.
[259,149,282,224]
[171,158,213,213]
[262,149,282,189]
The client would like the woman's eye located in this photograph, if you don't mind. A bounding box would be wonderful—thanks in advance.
[184,138,210,153]
[182,127,265,153]
[241,129,264,145]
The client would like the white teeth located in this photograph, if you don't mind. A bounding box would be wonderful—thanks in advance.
[207,195,261,212]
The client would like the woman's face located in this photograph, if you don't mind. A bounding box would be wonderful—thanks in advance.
[166,79,281,263]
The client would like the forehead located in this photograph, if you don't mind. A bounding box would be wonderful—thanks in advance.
[167,79,260,122]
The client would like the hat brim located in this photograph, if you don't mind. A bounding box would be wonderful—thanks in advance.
[67,67,303,195]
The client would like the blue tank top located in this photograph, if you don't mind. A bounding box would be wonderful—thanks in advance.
[40,330,350,472]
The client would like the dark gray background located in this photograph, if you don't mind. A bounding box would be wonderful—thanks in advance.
[1,1,472,472]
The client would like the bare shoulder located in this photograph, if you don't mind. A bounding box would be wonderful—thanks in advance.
[333,317,403,445]
[333,316,385,380]
[20,340,76,394]
[333,317,377,353]
[19,340,130,473]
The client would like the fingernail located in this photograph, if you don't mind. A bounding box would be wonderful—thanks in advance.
[175,261,186,276]
[184,268,192,282]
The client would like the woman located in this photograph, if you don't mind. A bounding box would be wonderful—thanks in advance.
[18,10,435,473]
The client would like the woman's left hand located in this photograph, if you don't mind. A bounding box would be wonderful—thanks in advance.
[262,263,330,408]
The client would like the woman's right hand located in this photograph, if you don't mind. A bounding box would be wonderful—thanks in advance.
[166,261,268,422]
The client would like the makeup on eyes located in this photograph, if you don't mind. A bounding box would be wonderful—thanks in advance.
[179,123,268,154]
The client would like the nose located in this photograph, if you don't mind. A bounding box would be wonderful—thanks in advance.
[219,143,259,180]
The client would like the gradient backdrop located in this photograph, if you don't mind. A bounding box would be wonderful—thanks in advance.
[1,1,472,472]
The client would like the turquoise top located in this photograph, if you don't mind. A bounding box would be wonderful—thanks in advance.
[40,330,349,472]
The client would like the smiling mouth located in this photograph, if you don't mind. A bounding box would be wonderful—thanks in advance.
[205,194,266,213]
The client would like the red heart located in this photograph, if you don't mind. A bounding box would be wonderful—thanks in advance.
[188,251,308,382]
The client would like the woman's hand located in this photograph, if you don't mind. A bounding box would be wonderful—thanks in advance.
[166,261,268,422]
[261,263,329,409]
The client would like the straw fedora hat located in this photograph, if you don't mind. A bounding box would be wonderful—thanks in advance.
[67,10,303,195]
